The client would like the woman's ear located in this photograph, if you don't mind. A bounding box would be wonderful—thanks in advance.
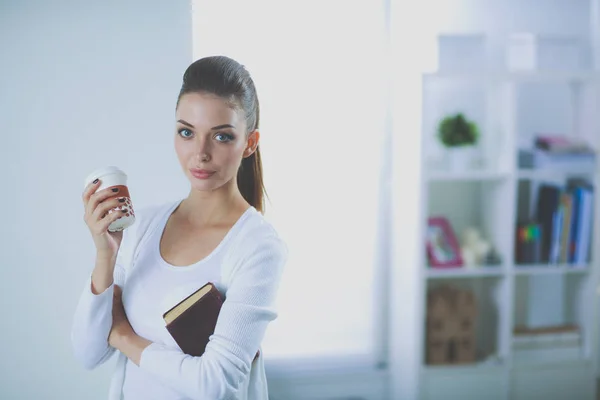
[243,130,260,158]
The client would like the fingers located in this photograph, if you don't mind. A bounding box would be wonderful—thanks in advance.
[93,197,126,221]
[85,186,121,218]
[82,178,125,233]
[82,179,101,205]
[97,206,127,234]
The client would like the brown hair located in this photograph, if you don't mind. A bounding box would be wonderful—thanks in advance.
[176,56,266,213]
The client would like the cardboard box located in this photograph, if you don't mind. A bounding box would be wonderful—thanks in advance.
[426,285,477,365]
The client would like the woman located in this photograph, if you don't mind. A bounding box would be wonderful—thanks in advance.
[71,56,288,400]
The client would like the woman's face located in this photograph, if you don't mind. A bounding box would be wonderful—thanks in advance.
[175,92,259,192]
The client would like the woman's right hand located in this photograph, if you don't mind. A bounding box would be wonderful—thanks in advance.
[82,179,126,259]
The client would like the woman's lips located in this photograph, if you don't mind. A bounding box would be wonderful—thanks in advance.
[190,169,215,179]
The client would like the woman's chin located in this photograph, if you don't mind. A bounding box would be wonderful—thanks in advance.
[188,176,225,192]
[190,181,215,191]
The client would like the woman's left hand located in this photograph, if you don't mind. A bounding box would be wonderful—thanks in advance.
[109,284,134,348]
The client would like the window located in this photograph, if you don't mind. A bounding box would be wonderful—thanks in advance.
[193,0,387,363]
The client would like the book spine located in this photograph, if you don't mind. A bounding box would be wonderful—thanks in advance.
[575,188,593,264]
[549,204,563,264]
[569,187,582,263]
[559,193,573,264]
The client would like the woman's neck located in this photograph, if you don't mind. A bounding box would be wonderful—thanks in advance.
[177,182,248,228]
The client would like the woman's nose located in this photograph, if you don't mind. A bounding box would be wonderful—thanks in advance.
[195,137,212,162]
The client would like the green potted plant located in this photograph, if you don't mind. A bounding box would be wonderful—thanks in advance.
[437,113,480,170]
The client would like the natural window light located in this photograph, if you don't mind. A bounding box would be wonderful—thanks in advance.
[192,0,387,361]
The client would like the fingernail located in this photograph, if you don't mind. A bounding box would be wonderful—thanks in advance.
[93,179,99,184]
[118,198,125,203]
[112,188,119,192]
[121,209,127,213]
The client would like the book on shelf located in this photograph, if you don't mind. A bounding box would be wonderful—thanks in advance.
[536,184,561,263]
[515,221,542,264]
[513,324,580,344]
[534,135,595,155]
[567,179,594,264]
[515,178,594,266]
[512,325,582,363]
[558,192,573,263]
[519,149,596,170]
[518,135,596,171]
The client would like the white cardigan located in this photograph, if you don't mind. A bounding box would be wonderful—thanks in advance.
[71,200,288,400]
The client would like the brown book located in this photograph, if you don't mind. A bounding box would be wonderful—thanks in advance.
[162,282,224,357]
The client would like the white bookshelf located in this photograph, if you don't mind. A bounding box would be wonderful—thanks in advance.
[426,170,511,182]
[426,266,506,279]
[424,71,600,84]
[417,33,600,400]
[513,264,591,276]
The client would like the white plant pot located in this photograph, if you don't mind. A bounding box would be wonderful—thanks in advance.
[446,146,475,171]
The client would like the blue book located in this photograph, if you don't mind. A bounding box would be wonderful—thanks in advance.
[569,187,582,263]
[549,205,564,264]
[575,188,593,264]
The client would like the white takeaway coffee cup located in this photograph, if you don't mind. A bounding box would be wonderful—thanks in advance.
[83,166,136,232]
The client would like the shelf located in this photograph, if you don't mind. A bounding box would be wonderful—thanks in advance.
[422,358,504,373]
[513,264,590,275]
[517,169,596,180]
[511,354,588,368]
[426,266,505,279]
[423,70,600,84]
[421,360,506,400]
[427,170,510,182]
[511,356,591,369]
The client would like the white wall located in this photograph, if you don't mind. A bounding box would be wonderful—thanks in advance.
[0,1,192,398]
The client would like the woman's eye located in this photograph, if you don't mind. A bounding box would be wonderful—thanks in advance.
[178,128,193,138]
[215,133,234,142]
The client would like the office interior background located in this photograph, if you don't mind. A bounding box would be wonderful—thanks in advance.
[2,0,600,399]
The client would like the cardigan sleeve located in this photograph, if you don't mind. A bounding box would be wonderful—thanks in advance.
[138,231,288,400]
[71,263,126,370]
[71,223,136,370]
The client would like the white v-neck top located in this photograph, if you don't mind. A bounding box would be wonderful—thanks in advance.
[71,199,288,400]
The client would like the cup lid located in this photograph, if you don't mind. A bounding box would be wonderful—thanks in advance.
[84,166,126,187]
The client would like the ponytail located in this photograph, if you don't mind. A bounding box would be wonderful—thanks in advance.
[237,146,265,214]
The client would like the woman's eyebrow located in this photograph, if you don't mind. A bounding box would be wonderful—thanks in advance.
[176,120,235,130]
[211,124,235,130]
[177,119,194,128]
